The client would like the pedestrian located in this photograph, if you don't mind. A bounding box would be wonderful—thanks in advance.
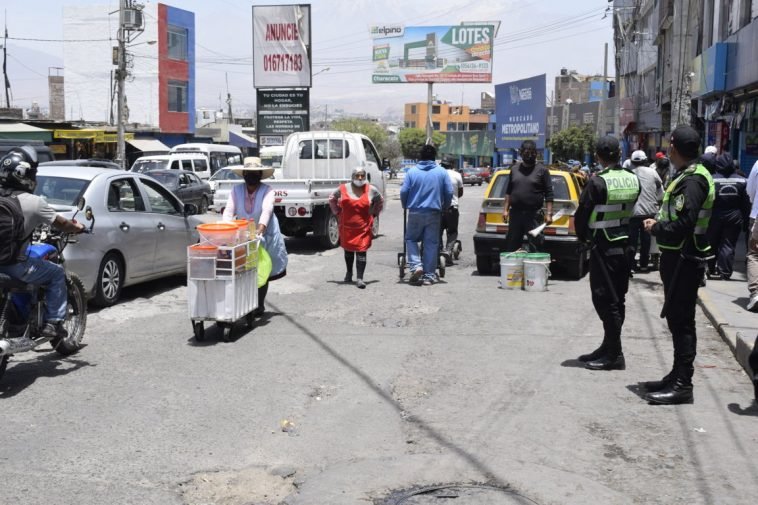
[704,145,718,155]
[223,156,288,317]
[574,136,640,370]
[328,166,384,289]
[627,150,663,273]
[745,159,758,311]
[439,155,463,265]
[400,144,453,286]
[706,153,750,280]
[642,125,715,405]
[501,140,554,252]
[652,152,673,187]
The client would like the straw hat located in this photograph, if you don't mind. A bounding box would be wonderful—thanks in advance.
[233,156,274,179]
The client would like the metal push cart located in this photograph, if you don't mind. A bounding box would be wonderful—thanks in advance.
[187,239,259,342]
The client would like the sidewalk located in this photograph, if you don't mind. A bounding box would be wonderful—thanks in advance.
[696,238,757,377]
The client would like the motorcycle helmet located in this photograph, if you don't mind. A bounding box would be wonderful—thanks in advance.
[0,146,39,192]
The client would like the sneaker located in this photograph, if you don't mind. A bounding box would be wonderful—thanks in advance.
[356,279,366,289]
[747,293,758,312]
[422,277,433,286]
[409,268,423,284]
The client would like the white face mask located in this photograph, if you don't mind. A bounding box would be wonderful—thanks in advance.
[352,179,367,187]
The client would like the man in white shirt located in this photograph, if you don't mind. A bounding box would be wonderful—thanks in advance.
[746,160,758,311]
[440,156,463,264]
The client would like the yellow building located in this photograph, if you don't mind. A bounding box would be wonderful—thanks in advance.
[404,102,490,132]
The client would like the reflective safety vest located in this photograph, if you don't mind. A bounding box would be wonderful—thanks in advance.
[656,163,715,252]
[589,167,640,242]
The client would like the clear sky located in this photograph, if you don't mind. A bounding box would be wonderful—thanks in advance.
[2,0,614,118]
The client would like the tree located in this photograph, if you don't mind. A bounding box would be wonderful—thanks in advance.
[398,128,445,159]
[330,118,389,158]
[547,125,596,163]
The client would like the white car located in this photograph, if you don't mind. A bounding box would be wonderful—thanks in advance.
[208,166,244,213]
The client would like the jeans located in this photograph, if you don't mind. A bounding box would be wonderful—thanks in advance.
[0,257,67,322]
[406,210,441,279]
[628,216,652,269]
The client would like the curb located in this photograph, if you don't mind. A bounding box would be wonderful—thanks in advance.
[697,290,756,376]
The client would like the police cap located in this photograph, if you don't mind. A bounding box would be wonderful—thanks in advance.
[595,136,620,161]
[670,125,701,159]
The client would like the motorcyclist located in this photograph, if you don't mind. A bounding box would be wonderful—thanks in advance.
[0,146,85,340]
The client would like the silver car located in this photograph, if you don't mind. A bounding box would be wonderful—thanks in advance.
[35,166,210,307]
[208,166,244,213]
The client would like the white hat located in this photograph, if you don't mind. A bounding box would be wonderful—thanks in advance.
[233,156,274,179]
[631,150,648,162]
[704,145,718,154]
[622,159,632,169]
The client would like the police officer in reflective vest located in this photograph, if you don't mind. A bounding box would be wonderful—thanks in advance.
[575,136,641,371]
[642,125,715,405]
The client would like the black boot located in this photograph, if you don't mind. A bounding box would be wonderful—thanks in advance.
[749,335,758,403]
[585,353,625,371]
[578,345,606,363]
[641,372,674,392]
[644,378,693,405]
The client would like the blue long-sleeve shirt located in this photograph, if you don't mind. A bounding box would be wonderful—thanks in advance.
[400,160,453,212]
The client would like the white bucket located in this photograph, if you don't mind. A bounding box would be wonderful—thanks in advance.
[523,258,550,292]
[499,253,524,290]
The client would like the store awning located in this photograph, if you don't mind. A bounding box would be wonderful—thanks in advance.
[53,129,134,143]
[0,122,53,142]
[127,138,170,153]
[229,130,258,149]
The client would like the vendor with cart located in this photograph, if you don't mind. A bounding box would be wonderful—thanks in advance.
[223,157,288,317]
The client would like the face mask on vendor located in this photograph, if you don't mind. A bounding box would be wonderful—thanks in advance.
[243,172,262,185]
[352,171,367,187]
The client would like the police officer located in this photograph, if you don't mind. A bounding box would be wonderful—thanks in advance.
[642,125,715,405]
[575,136,640,371]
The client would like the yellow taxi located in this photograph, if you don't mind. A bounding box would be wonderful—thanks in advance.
[473,168,589,278]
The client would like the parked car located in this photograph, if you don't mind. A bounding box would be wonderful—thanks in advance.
[130,153,211,179]
[461,167,483,186]
[34,165,208,307]
[40,159,121,170]
[207,166,244,213]
[145,169,213,213]
[477,167,492,183]
[472,168,589,279]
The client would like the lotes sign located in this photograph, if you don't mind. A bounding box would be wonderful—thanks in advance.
[371,24,495,83]
[253,5,311,88]
[495,74,546,149]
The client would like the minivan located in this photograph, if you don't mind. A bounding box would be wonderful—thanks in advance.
[130,153,211,179]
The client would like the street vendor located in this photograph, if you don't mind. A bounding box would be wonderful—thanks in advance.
[329,166,384,288]
[223,156,288,317]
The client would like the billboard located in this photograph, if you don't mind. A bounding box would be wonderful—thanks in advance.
[371,24,495,83]
[256,89,309,145]
[495,74,546,149]
[253,5,311,88]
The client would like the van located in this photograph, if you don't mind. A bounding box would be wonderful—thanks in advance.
[130,153,211,179]
[169,143,242,176]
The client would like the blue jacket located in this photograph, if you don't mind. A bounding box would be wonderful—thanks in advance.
[400,160,453,212]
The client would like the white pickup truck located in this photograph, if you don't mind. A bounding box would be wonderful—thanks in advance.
[266,131,388,248]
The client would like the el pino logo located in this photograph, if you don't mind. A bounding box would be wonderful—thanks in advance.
[370,24,404,38]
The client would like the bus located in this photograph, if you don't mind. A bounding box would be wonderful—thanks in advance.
[169,143,242,176]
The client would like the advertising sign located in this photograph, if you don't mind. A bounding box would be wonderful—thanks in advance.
[495,74,546,149]
[256,89,309,142]
[253,5,311,88]
[371,24,495,83]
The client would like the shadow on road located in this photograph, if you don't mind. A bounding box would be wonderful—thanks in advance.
[727,402,758,417]
[0,353,93,398]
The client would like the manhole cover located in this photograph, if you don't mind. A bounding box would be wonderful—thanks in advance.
[378,484,539,505]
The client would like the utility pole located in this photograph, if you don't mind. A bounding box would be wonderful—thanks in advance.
[3,21,10,108]
[549,89,555,164]
[597,42,608,137]
[425,82,433,144]
[115,0,127,170]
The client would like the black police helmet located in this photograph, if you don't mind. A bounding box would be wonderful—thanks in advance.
[0,145,39,192]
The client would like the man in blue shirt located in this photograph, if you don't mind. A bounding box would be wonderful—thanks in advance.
[400,144,453,285]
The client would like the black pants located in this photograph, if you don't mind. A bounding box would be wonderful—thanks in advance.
[660,251,704,385]
[589,248,630,356]
[440,206,459,252]
[628,216,652,269]
[706,213,742,278]
[504,209,543,253]
[344,251,367,279]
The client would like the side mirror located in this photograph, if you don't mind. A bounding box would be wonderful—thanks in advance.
[382,158,390,170]
[184,203,198,216]
[76,197,86,211]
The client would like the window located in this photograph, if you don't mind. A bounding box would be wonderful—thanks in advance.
[362,138,381,167]
[432,105,441,114]
[106,178,144,212]
[141,179,182,215]
[167,26,188,61]
[410,105,417,114]
[181,159,193,171]
[432,121,440,130]
[194,158,208,173]
[168,80,188,112]
[298,139,349,159]
[35,176,90,206]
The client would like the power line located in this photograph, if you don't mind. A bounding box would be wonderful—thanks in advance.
[7,36,112,42]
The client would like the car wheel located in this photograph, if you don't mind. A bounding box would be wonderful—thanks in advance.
[476,255,493,275]
[318,211,340,249]
[478,182,482,186]
[93,252,124,307]
[198,196,208,214]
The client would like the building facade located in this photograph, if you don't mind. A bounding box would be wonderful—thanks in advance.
[403,101,489,132]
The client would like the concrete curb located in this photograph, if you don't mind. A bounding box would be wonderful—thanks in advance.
[698,290,756,376]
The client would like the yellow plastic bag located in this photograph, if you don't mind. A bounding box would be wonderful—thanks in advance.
[257,246,272,288]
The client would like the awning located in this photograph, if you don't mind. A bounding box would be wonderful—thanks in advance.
[53,129,134,143]
[229,130,258,149]
[127,138,170,153]
[0,122,52,142]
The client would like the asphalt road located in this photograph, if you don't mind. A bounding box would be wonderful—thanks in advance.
[1,180,756,505]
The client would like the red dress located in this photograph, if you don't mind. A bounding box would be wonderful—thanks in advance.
[338,184,373,252]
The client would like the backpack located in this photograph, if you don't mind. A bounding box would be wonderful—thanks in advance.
[0,189,26,265]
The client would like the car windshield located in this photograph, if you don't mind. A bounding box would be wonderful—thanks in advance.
[147,172,178,189]
[490,173,570,200]
[132,160,169,172]
[210,169,242,181]
[34,176,91,206]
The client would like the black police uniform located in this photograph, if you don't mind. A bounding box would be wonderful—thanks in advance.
[706,170,750,279]
[574,164,640,370]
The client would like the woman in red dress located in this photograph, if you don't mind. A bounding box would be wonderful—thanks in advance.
[329,167,384,288]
